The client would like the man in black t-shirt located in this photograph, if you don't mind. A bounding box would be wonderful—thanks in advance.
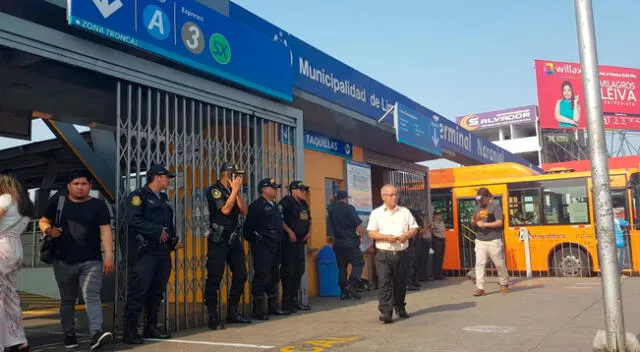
[470,187,509,296]
[38,170,114,350]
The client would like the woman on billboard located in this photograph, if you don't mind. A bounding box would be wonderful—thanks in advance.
[554,81,581,127]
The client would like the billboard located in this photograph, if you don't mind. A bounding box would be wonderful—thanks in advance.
[456,105,536,131]
[535,59,640,130]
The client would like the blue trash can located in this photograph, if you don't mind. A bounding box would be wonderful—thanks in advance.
[317,245,340,297]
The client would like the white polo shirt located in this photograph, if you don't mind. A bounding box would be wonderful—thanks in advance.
[367,204,419,252]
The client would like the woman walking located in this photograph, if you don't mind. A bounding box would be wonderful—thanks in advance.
[0,173,35,352]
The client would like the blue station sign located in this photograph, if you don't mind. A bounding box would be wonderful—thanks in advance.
[394,103,441,156]
[67,0,292,101]
[281,127,352,159]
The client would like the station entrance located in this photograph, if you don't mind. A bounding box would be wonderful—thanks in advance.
[0,42,300,344]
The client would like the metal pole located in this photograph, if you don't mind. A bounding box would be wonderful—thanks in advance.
[522,229,533,278]
[574,1,626,351]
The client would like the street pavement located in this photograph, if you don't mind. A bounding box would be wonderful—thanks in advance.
[31,276,640,352]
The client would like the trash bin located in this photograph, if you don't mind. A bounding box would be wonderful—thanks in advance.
[317,245,340,297]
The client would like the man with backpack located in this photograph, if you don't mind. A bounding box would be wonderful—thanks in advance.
[38,170,114,350]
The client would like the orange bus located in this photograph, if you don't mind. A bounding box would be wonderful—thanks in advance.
[429,162,640,277]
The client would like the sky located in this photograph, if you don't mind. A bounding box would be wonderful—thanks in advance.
[2,1,639,167]
[230,0,640,168]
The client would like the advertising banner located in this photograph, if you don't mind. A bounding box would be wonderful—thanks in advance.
[535,59,640,130]
[456,105,536,131]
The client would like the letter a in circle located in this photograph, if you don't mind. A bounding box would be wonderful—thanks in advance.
[143,5,170,40]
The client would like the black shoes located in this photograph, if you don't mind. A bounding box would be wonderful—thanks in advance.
[90,331,113,350]
[143,325,171,339]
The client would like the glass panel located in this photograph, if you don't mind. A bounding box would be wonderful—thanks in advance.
[508,189,541,225]
[542,181,589,225]
[432,195,453,228]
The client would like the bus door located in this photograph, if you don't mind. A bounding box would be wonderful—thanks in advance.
[611,188,632,271]
[457,196,502,272]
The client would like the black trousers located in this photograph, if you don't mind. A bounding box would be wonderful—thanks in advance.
[375,249,410,315]
[406,238,422,284]
[432,237,446,279]
[124,250,172,326]
[280,239,305,309]
[334,245,364,291]
[418,238,434,281]
[204,239,247,311]
[251,243,280,300]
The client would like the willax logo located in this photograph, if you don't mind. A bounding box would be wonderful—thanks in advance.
[543,63,555,75]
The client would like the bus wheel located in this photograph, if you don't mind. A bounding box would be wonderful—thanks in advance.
[551,246,591,277]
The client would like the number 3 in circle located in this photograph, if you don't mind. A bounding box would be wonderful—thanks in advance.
[181,21,205,54]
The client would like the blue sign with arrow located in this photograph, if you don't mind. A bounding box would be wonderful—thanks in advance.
[68,0,292,101]
[393,103,441,156]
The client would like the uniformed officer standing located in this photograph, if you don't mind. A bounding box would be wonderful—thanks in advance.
[399,197,425,291]
[123,163,179,344]
[243,178,283,320]
[328,190,364,300]
[279,181,312,313]
[204,162,252,330]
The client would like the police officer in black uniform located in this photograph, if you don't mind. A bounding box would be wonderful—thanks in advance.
[328,190,365,300]
[123,163,179,344]
[204,162,251,330]
[243,178,283,320]
[279,180,312,313]
[399,197,425,291]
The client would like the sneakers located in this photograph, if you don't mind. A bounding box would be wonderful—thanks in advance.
[90,331,113,350]
[64,335,79,349]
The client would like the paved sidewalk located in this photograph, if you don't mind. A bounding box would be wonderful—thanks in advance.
[32,276,640,352]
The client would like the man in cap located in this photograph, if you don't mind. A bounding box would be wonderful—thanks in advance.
[123,163,179,344]
[470,187,508,296]
[204,162,251,330]
[279,181,312,313]
[328,190,365,300]
[243,178,284,320]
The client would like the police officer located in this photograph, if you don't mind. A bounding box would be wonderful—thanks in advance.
[328,190,365,300]
[243,178,283,320]
[279,181,312,313]
[204,162,251,330]
[399,197,425,291]
[123,163,179,344]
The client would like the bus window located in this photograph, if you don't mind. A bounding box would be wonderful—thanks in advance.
[432,194,453,228]
[508,189,541,225]
[541,180,589,225]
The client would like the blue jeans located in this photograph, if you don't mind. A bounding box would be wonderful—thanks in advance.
[616,247,626,274]
[53,260,104,336]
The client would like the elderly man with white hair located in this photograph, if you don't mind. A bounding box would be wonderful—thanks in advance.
[367,184,418,324]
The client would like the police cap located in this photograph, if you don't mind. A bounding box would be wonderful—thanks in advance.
[289,180,309,191]
[148,163,175,178]
[220,162,245,175]
[258,177,281,191]
[335,190,350,200]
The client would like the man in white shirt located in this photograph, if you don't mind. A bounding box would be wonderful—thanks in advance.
[367,184,419,324]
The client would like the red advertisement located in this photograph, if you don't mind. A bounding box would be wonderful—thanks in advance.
[535,59,640,130]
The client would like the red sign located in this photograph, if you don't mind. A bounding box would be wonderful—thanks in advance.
[535,59,640,130]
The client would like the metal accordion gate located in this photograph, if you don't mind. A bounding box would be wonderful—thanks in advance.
[113,80,298,332]
[384,170,430,217]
